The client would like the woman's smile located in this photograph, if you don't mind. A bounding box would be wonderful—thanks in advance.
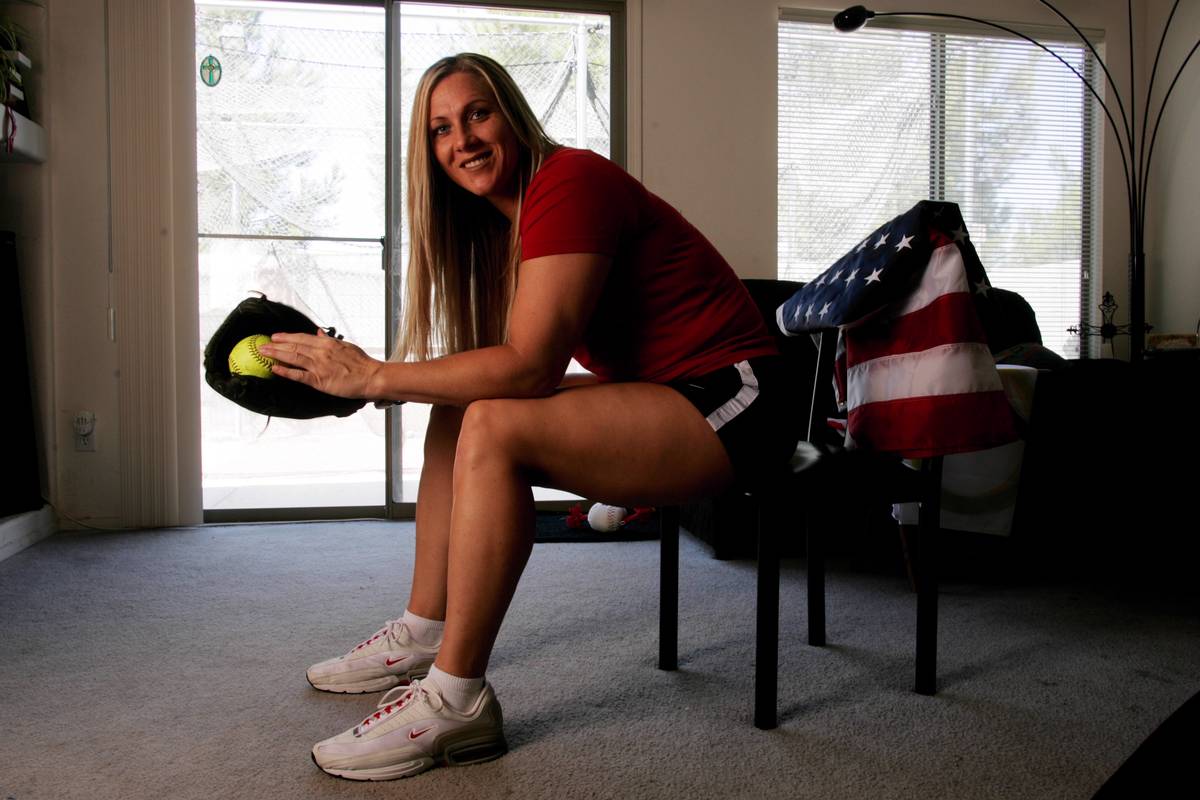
[459,151,494,169]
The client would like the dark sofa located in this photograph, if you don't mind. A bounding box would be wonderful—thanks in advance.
[684,279,1199,577]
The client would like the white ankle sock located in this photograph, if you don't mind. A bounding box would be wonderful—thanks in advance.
[425,664,484,711]
[402,609,444,648]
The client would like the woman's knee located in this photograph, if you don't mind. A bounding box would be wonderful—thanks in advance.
[455,399,529,472]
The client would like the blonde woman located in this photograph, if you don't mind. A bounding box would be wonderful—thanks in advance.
[259,53,802,781]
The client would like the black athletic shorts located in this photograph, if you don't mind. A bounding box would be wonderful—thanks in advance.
[666,354,805,488]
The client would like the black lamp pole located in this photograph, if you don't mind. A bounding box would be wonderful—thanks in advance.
[834,2,1200,362]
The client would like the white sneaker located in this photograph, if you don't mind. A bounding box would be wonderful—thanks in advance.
[311,679,507,781]
[306,620,438,694]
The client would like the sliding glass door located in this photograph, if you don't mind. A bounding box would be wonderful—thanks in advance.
[196,1,387,517]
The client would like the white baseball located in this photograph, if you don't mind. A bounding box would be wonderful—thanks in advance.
[587,503,627,532]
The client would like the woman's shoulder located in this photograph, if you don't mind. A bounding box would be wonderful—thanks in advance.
[520,148,642,244]
[535,147,631,184]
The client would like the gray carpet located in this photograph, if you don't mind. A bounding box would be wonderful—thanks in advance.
[0,521,1197,800]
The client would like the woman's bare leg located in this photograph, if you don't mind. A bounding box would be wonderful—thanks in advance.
[406,404,464,621]
[435,382,735,677]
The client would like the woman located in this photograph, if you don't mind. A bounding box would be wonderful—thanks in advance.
[258,53,801,781]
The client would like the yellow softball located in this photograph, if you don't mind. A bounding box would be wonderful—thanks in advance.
[228,334,276,379]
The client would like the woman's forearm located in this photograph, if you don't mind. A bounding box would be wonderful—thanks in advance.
[367,343,563,406]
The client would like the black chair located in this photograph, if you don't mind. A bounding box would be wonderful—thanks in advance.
[658,278,945,729]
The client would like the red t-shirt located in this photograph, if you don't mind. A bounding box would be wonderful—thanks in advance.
[519,148,777,382]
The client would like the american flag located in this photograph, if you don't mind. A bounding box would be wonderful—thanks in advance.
[776,200,1018,458]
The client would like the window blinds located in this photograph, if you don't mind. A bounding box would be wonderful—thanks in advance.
[778,15,1099,358]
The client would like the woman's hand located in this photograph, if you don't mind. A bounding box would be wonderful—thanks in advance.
[257,329,382,400]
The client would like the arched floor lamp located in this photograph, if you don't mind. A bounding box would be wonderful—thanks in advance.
[834,2,1199,361]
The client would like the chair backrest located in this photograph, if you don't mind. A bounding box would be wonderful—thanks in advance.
[977,287,1043,352]
[741,279,804,350]
[740,279,838,445]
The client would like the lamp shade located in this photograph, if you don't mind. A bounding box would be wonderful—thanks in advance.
[834,5,875,32]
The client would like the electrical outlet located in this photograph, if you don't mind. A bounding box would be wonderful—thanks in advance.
[73,411,96,452]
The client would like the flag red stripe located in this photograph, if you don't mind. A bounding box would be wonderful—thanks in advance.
[846,391,1017,458]
[845,292,987,366]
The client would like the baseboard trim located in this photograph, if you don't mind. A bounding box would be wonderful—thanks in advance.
[0,505,57,563]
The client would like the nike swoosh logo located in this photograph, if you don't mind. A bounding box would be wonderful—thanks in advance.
[409,725,435,740]
[385,656,409,666]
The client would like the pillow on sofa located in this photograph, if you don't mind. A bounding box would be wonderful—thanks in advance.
[993,343,1067,370]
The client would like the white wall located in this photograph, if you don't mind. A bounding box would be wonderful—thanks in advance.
[17,0,1198,526]
[1144,0,1200,336]
[640,0,780,276]
[13,0,199,532]
[50,0,120,526]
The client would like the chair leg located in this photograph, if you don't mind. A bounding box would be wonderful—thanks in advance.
[754,498,779,730]
[658,505,679,671]
[914,457,943,695]
[898,524,918,593]
[806,506,825,647]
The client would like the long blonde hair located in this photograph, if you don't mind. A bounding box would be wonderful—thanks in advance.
[395,53,559,362]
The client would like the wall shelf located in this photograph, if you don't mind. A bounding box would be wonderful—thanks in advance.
[0,108,45,162]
